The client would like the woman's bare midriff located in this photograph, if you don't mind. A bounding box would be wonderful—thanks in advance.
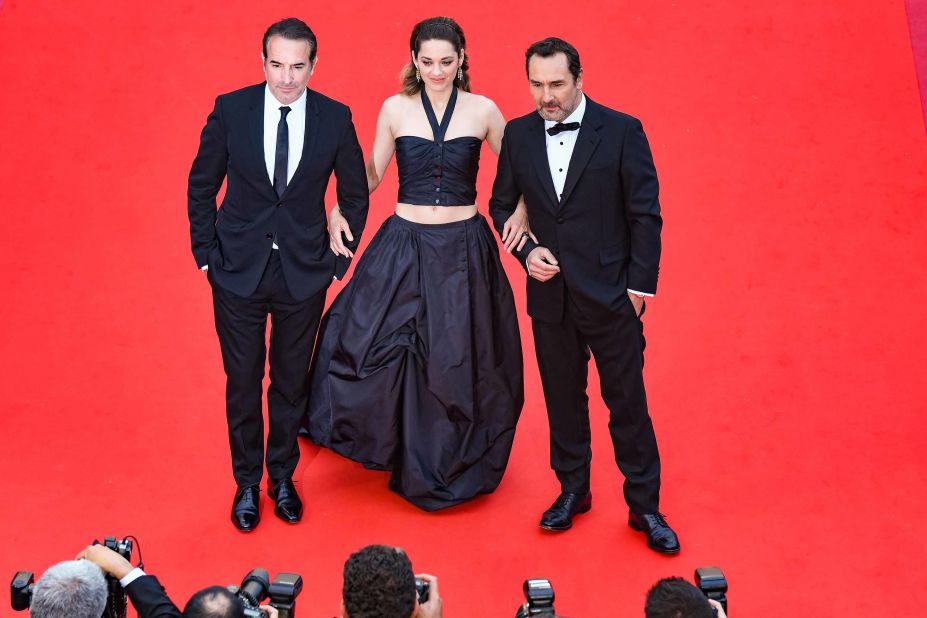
[395,203,478,224]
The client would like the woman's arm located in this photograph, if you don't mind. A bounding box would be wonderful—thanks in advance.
[366,97,398,194]
[484,98,534,253]
[330,98,398,258]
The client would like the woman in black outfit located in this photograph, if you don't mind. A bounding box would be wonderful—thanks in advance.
[304,16,530,510]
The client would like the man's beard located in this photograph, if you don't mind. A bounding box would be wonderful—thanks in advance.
[538,104,569,122]
[538,97,577,122]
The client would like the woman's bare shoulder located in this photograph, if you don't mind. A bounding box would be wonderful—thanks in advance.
[460,91,501,116]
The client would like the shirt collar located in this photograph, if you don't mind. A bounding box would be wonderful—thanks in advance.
[264,84,307,113]
[544,93,586,130]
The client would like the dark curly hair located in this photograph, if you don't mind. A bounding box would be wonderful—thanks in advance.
[400,16,471,96]
[343,545,416,618]
[644,577,714,618]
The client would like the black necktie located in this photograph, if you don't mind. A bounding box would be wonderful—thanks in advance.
[547,121,581,136]
[273,106,291,198]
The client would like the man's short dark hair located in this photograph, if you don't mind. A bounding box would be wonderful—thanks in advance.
[525,37,582,81]
[262,18,317,62]
[645,577,713,618]
[183,586,245,618]
[343,545,416,618]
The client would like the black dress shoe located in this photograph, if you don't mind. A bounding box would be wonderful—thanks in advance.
[628,511,680,554]
[231,485,261,532]
[268,478,303,523]
[539,492,592,531]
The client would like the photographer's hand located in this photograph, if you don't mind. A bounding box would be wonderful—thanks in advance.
[707,599,727,618]
[414,573,442,618]
[259,605,279,618]
[76,545,133,579]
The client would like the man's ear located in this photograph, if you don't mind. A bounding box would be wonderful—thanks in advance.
[340,598,348,618]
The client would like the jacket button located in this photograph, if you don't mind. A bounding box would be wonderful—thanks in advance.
[556,217,564,224]
[265,233,273,239]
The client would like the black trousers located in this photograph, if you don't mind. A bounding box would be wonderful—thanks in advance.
[532,289,661,514]
[210,251,326,487]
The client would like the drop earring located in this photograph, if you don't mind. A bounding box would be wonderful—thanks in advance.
[416,67,421,82]
[457,66,463,81]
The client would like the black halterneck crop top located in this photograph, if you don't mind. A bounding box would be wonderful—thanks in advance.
[395,87,481,206]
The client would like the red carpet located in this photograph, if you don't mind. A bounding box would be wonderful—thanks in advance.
[1,1,926,616]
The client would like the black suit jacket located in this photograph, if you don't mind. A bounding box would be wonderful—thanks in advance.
[189,83,368,301]
[125,575,182,618]
[489,96,662,323]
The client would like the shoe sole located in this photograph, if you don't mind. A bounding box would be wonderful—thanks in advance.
[539,501,592,531]
[539,522,572,531]
[274,509,302,524]
[231,518,260,532]
[647,543,680,555]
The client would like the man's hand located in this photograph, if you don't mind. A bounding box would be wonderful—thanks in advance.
[414,573,442,618]
[526,247,560,282]
[501,206,537,254]
[707,599,727,618]
[628,292,644,316]
[329,204,354,258]
[76,545,133,580]
[259,605,279,618]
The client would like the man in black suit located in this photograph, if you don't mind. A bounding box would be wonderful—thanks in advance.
[489,38,679,554]
[77,544,182,618]
[188,18,368,531]
[77,545,280,618]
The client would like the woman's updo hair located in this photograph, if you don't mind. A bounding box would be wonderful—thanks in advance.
[400,16,471,96]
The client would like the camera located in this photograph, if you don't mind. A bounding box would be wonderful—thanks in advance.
[515,578,556,618]
[414,577,430,604]
[694,567,728,615]
[10,571,33,612]
[10,536,133,618]
[229,568,303,618]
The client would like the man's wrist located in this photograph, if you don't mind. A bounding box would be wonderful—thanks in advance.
[119,567,145,588]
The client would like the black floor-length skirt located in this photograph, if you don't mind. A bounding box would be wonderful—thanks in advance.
[303,213,524,510]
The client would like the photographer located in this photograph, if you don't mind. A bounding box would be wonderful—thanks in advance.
[28,559,108,618]
[77,544,181,618]
[341,545,442,618]
[77,546,278,618]
[183,586,277,618]
[645,577,726,618]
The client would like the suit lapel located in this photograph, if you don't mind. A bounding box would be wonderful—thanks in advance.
[247,84,272,190]
[527,114,561,211]
[284,89,320,196]
[558,97,602,209]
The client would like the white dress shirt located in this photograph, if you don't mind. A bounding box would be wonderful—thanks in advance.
[264,85,306,250]
[263,85,306,189]
[119,567,145,587]
[544,93,587,199]
[543,94,651,298]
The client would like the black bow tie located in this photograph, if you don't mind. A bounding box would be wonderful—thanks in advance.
[547,122,581,136]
